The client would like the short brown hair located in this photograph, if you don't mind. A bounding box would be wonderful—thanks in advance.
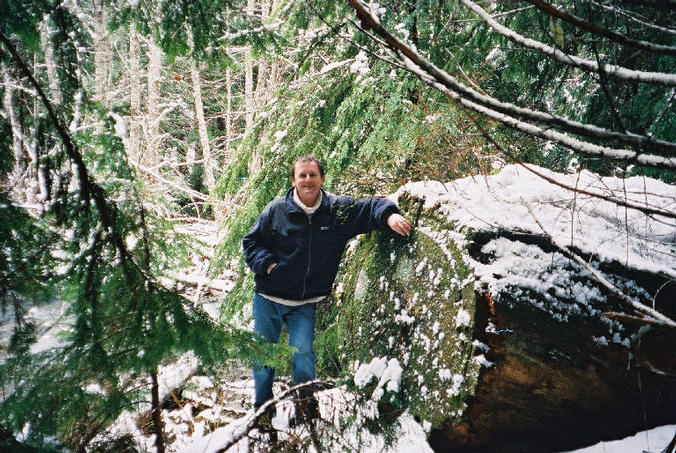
[291,155,325,178]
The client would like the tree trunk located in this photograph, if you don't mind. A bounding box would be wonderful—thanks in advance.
[188,29,216,193]
[2,63,26,192]
[225,66,233,159]
[244,0,255,134]
[150,372,166,453]
[39,17,62,106]
[129,28,142,160]
[244,0,261,175]
[146,39,162,167]
[93,1,111,109]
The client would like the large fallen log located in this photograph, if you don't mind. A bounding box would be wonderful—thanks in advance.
[325,165,676,452]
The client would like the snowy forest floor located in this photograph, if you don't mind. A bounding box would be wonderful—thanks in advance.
[2,218,674,453]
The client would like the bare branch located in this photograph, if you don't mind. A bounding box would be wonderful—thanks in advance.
[523,199,676,329]
[603,312,676,331]
[215,380,330,452]
[128,159,209,201]
[591,1,676,36]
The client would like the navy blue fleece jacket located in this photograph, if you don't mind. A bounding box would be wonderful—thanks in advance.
[242,188,398,300]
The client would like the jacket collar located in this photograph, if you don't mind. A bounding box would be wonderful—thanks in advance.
[284,187,329,214]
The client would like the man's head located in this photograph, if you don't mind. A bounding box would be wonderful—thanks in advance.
[291,155,325,207]
[290,155,325,179]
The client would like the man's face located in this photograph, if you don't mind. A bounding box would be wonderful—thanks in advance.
[291,161,325,206]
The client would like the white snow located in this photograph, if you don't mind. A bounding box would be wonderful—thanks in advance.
[397,164,676,278]
[354,357,403,400]
[561,424,676,453]
[454,308,471,328]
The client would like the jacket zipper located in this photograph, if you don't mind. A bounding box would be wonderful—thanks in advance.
[301,216,312,299]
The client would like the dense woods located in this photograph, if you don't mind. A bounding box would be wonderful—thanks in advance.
[1,0,674,451]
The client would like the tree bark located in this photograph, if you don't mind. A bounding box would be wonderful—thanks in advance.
[129,28,142,160]
[2,63,26,192]
[188,29,216,193]
[244,0,255,133]
[93,0,111,108]
[150,371,166,453]
[146,39,162,167]
[39,17,62,106]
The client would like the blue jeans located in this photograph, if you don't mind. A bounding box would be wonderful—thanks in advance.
[252,293,317,409]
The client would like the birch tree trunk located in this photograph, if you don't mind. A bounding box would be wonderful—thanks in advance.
[188,29,216,193]
[146,40,162,167]
[129,28,142,160]
[93,1,111,109]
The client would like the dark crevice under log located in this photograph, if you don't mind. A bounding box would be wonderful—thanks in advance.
[429,290,676,453]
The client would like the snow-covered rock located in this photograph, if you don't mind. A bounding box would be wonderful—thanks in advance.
[328,164,675,452]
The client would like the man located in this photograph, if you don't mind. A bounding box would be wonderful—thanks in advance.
[242,155,411,420]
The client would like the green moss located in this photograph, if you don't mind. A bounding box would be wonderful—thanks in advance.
[320,197,483,428]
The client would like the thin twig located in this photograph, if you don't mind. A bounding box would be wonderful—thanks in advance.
[522,198,676,329]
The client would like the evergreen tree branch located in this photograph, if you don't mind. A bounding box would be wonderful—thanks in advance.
[344,0,676,167]
[0,29,144,282]
[402,55,676,169]
[458,0,676,86]
[591,0,676,36]
[525,0,676,56]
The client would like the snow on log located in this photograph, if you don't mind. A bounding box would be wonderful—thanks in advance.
[330,164,675,452]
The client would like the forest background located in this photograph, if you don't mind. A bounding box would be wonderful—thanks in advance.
[1,0,674,451]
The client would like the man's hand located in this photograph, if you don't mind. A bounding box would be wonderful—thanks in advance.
[387,213,412,236]
[267,262,277,274]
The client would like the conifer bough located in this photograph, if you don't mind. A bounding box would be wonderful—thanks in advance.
[345,0,676,170]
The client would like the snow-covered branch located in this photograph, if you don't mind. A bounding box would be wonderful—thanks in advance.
[127,159,209,201]
[402,56,676,169]
[212,380,331,452]
[345,0,676,168]
[460,0,676,86]
[525,0,676,56]
[523,199,676,330]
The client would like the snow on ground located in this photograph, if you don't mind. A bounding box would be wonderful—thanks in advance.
[174,383,433,453]
[0,299,72,358]
[560,424,675,453]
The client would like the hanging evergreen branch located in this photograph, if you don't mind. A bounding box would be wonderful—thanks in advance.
[344,0,676,170]
[458,0,676,86]
[590,0,676,36]
[525,0,676,57]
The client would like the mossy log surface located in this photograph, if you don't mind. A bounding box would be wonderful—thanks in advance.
[329,192,676,453]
